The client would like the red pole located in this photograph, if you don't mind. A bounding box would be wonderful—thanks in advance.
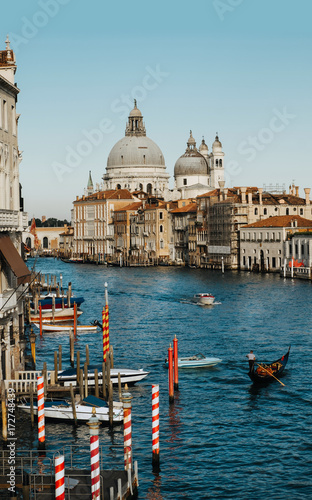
[39,304,43,337]
[55,455,65,500]
[168,344,174,404]
[73,302,77,337]
[102,307,106,361]
[152,384,160,471]
[37,375,45,448]
[173,335,178,390]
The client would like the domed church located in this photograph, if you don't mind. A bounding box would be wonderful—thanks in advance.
[103,101,170,199]
[174,131,225,199]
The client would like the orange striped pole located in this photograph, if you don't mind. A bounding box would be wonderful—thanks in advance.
[103,282,110,361]
[39,304,43,337]
[122,386,133,471]
[152,384,160,471]
[37,375,45,448]
[102,307,106,361]
[173,335,179,390]
[168,344,174,404]
[55,455,65,500]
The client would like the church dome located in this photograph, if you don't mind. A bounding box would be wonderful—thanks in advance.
[199,138,208,153]
[129,100,142,117]
[107,135,165,168]
[174,132,209,176]
[212,134,222,152]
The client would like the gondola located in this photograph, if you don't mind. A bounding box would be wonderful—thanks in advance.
[248,346,290,385]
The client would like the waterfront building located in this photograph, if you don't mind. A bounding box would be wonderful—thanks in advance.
[0,37,30,380]
[73,188,138,260]
[113,201,143,265]
[103,101,170,199]
[197,184,312,270]
[240,215,312,272]
[174,132,225,199]
[170,201,197,264]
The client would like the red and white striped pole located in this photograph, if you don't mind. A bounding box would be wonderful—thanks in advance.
[152,384,160,471]
[168,344,174,404]
[55,455,65,500]
[122,385,133,471]
[37,375,45,448]
[173,335,179,390]
[87,407,101,500]
[102,306,106,361]
[39,304,43,337]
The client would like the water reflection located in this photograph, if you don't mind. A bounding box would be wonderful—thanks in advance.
[146,472,164,500]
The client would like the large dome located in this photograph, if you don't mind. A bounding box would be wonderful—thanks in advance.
[107,135,165,168]
[174,152,208,176]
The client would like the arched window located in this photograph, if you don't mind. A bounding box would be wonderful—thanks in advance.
[43,237,48,249]
[286,208,289,215]
[219,159,222,166]
[263,208,267,215]
[147,183,152,195]
[255,208,258,215]
[26,237,31,248]
[139,183,143,191]
[160,225,163,233]
[216,159,219,166]
[116,184,121,190]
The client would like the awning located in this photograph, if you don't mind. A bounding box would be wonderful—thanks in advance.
[0,235,31,285]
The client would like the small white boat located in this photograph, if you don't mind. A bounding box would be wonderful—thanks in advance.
[30,308,83,323]
[194,293,215,305]
[166,353,222,369]
[57,365,149,387]
[32,322,99,332]
[18,395,123,424]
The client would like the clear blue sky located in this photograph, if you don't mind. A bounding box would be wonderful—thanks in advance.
[1,0,312,219]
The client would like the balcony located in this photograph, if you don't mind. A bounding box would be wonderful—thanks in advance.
[0,210,28,231]
[0,289,17,318]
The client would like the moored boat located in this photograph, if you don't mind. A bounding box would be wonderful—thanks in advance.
[57,365,149,387]
[18,395,123,424]
[30,296,85,310]
[30,307,83,323]
[248,346,291,385]
[32,322,99,332]
[194,293,215,305]
[165,353,222,369]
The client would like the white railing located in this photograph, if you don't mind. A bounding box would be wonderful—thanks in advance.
[0,210,28,231]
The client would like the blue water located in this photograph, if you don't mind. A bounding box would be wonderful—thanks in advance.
[14,259,312,498]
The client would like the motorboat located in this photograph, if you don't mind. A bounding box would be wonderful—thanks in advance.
[18,395,123,424]
[165,353,222,369]
[32,322,99,332]
[57,365,149,387]
[30,307,83,323]
[194,293,215,305]
[30,296,85,310]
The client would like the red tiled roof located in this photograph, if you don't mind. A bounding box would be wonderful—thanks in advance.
[244,215,312,228]
[170,202,197,214]
[75,189,134,202]
[113,202,142,212]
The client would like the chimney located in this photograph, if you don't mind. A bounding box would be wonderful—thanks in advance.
[224,188,228,200]
[258,188,263,205]
[241,187,247,204]
[304,188,311,205]
[295,186,299,197]
[248,191,252,205]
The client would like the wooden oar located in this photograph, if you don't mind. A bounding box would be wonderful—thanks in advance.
[256,364,285,386]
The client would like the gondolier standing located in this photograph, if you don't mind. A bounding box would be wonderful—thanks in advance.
[246,350,256,372]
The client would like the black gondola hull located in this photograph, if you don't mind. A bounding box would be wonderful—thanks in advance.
[248,347,290,385]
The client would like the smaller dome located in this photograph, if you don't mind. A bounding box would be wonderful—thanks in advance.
[212,134,222,152]
[199,138,208,152]
[129,99,142,117]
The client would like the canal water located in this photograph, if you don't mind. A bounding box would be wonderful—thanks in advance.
[14,259,312,498]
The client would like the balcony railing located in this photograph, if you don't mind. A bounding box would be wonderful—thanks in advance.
[0,289,17,318]
[0,210,28,231]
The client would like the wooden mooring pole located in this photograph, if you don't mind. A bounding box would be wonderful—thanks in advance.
[168,344,174,404]
[173,335,179,390]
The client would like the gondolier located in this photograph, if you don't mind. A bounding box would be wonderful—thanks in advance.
[246,350,256,372]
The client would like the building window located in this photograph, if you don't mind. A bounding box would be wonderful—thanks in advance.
[116,184,121,190]
[254,208,258,215]
[160,225,163,233]
[160,239,164,249]
[43,237,49,249]
[243,256,246,265]
[183,178,187,186]
[219,159,222,166]
[300,208,303,215]
[216,159,219,166]
[289,244,292,254]
[159,212,163,220]
[272,257,276,268]
[301,244,304,255]
[3,100,8,130]
[143,154,146,164]
[147,183,152,195]
[264,208,267,215]
[295,244,298,254]
[286,208,289,215]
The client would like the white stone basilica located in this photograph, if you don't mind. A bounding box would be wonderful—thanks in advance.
[101,102,225,200]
